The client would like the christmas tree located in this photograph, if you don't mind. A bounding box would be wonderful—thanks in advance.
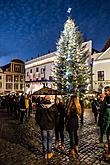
[53,17,90,95]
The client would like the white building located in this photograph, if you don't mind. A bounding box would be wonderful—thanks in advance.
[25,41,92,94]
[25,52,56,94]
[93,47,110,92]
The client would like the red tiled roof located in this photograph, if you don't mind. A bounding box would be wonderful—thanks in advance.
[102,37,110,52]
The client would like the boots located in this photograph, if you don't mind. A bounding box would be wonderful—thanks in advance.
[69,149,76,158]
[69,146,78,159]
[74,146,78,158]
[60,143,65,151]
[44,153,53,160]
[47,153,53,159]
[54,141,59,150]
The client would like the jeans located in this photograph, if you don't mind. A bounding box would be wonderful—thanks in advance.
[69,130,78,149]
[55,128,64,144]
[41,129,54,153]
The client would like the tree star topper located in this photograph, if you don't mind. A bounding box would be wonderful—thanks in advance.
[67,8,72,13]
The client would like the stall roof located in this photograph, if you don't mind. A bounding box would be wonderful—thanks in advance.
[32,87,65,95]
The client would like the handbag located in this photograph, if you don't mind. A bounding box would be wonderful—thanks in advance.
[20,108,26,112]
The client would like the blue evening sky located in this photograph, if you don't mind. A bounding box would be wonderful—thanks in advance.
[0,0,110,65]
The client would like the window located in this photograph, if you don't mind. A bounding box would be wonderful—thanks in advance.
[14,83,19,89]
[14,64,21,72]
[41,77,45,80]
[98,71,104,81]
[30,69,32,73]
[20,76,23,82]
[14,76,19,82]
[49,76,53,81]
[33,74,36,80]
[26,84,30,88]
[6,83,12,89]
[36,67,39,72]
[41,68,45,74]
[20,84,23,90]
[27,72,29,76]
[6,75,12,82]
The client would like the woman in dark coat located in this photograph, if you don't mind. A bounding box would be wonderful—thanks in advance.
[66,95,81,158]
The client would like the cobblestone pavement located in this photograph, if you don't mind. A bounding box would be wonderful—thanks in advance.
[0,108,110,165]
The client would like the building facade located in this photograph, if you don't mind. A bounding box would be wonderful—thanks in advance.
[93,47,110,92]
[0,59,25,95]
[25,52,56,94]
[0,68,4,95]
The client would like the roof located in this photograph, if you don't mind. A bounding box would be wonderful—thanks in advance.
[0,59,24,71]
[98,47,110,60]
[1,63,11,71]
[32,87,65,95]
[25,79,52,83]
[102,37,110,52]
[11,59,24,64]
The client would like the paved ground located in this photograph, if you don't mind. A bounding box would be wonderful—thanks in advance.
[0,108,110,165]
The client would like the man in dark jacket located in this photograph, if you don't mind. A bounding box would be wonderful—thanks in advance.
[35,95,58,160]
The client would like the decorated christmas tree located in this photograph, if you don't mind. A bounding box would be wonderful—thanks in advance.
[53,17,90,95]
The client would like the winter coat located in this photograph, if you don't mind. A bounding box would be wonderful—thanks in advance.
[35,100,58,130]
[97,100,105,127]
[19,95,26,109]
[91,99,99,114]
[55,102,66,130]
[66,106,79,132]
[66,96,81,132]
[102,95,110,134]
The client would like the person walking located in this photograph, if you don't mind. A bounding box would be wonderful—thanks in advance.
[91,97,100,123]
[35,95,58,160]
[101,86,110,158]
[97,93,105,143]
[66,95,81,158]
[79,98,84,126]
[19,94,26,124]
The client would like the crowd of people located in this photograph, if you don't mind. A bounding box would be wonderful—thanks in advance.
[35,87,110,160]
[0,93,32,123]
[91,86,110,159]
[0,86,110,160]
[35,94,83,160]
